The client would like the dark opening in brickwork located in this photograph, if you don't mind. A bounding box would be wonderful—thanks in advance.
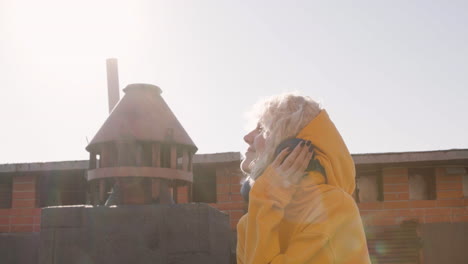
[0,174,12,208]
[355,170,383,203]
[192,166,216,203]
[409,168,436,200]
[38,170,87,207]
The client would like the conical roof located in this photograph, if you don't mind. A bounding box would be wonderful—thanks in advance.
[86,83,197,152]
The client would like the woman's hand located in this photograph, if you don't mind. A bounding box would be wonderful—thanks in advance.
[271,140,314,187]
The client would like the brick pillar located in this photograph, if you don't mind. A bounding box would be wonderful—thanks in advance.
[383,168,409,201]
[436,168,464,200]
[212,166,246,229]
[11,175,41,232]
[178,186,189,203]
[434,168,467,223]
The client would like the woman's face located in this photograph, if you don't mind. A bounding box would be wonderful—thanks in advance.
[241,123,266,173]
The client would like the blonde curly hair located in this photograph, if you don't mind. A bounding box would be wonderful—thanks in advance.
[247,93,322,181]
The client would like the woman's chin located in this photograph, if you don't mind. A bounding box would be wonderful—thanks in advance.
[240,159,251,174]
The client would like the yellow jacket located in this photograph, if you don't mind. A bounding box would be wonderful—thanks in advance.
[237,110,371,264]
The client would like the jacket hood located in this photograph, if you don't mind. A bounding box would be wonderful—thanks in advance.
[296,110,355,195]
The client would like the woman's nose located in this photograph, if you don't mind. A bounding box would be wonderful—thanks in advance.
[244,130,254,144]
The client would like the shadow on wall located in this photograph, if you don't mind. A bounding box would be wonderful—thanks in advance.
[0,232,39,264]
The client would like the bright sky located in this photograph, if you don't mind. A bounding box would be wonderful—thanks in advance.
[1,0,467,163]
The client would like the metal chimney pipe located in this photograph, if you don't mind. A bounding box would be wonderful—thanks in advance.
[106,58,120,113]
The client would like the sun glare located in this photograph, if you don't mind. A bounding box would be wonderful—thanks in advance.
[4,0,145,62]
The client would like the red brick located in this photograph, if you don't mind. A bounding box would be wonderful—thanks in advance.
[216,175,230,184]
[0,226,10,232]
[33,225,41,232]
[230,184,241,194]
[437,190,463,199]
[392,210,410,216]
[216,184,230,194]
[399,193,410,200]
[384,175,408,184]
[369,211,390,219]
[216,202,245,211]
[383,201,409,209]
[384,184,409,193]
[229,210,245,220]
[0,209,12,216]
[392,209,425,217]
[177,193,187,199]
[33,208,41,215]
[13,183,36,192]
[12,192,36,199]
[437,182,463,191]
[0,217,10,225]
[373,217,398,226]
[436,199,464,207]
[13,176,36,183]
[452,208,468,216]
[399,216,422,223]
[384,193,409,201]
[33,216,41,225]
[425,208,451,216]
[230,220,239,230]
[436,175,462,182]
[217,194,230,202]
[178,197,188,203]
[11,216,34,225]
[12,200,36,208]
[230,176,242,184]
[412,209,426,216]
[452,215,468,222]
[357,202,383,211]
[9,208,41,216]
[384,193,398,201]
[10,225,34,232]
[424,215,451,223]
[383,168,408,176]
[230,194,244,202]
[409,200,437,208]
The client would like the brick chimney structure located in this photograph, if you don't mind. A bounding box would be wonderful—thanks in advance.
[85,83,197,206]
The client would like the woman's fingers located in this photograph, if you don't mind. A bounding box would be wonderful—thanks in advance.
[272,147,291,167]
[279,140,306,170]
[286,143,311,175]
[272,140,315,186]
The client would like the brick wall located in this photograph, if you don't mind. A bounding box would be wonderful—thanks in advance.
[200,165,468,230]
[359,167,468,226]
[0,175,41,233]
[208,163,245,229]
[1,164,466,233]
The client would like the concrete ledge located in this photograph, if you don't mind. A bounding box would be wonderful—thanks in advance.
[192,152,242,164]
[353,149,468,165]
[1,149,467,173]
[0,160,89,173]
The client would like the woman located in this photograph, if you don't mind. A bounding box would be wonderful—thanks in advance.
[237,93,371,264]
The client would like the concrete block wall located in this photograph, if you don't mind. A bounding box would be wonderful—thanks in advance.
[0,175,41,233]
[358,167,468,226]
